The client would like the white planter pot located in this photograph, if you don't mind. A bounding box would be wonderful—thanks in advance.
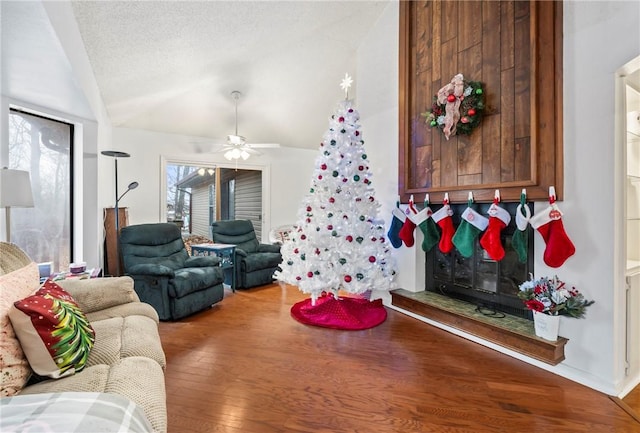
[533,311,560,341]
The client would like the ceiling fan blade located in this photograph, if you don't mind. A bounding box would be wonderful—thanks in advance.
[245,143,281,148]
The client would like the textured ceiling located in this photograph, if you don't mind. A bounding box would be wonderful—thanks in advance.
[69,1,390,150]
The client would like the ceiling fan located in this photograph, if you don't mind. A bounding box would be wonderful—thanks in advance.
[216,90,280,161]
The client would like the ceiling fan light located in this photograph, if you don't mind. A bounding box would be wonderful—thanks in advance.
[207,168,215,175]
[240,150,251,160]
[198,168,205,175]
[224,150,235,160]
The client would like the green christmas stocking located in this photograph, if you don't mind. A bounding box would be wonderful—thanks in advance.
[414,206,440,252]
[452,207,489,258]
[512,202,532,263]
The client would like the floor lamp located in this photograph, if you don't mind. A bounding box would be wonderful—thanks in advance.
[0,168,35,243]
[101,151,138,276]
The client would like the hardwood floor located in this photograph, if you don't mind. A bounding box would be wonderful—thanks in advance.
[159,284,639,433]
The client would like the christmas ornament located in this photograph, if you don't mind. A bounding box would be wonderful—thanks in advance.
[452,192,489,258]
[398,194,418,247]
[387,200,406,249]
[530,186,575,268]
[422,73,485,140]
[479,190,511,261]
[512,189,532,263]
[432,193,455,254]
[414,194,440,252]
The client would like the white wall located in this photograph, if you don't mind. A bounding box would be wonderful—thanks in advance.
[108,127,317,235]
[356,1,640,396]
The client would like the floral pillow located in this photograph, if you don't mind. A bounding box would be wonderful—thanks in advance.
[0,262,39,396]
[9,279,95,379]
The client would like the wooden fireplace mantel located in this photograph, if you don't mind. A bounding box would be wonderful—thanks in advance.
[391,289,568,365]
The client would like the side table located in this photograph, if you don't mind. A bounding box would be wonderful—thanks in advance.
[190,243,236,292]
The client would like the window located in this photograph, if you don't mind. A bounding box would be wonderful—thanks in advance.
[7,108,74,271]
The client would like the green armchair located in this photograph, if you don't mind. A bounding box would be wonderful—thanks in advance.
[120,223,225,320]
[210,220,282,289]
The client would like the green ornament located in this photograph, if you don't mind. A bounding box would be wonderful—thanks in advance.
[332,171,339,177]
[339,258,347,265]
[287,260,293,266]
[430,120,437,127]
[332,230,338,236]
[359,215,365,221]
[330,139,336,145]
[341,129,346,133]
[324,151,330,156]
[362,154,367,160]
[356,273,364,280]
[300,254,306,261]
[353,175,360,181]
[328,213,333,218]
[314,270,320,275]
[310,188,315,193]
[356,236,363,243]
[475,88,483,95]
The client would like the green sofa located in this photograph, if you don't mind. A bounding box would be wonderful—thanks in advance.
[210,220,282,289]
[120,223,225,320]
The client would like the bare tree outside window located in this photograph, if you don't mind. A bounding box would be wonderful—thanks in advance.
[7,109,73,271]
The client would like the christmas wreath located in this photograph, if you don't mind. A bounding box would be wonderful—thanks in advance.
[422,73,485,140]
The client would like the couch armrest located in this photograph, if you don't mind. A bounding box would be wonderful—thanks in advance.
[235,248,248,258]
[127,263,175,277]
[56,276,140,314]
[184,256,220,268]
[257,243,281,253]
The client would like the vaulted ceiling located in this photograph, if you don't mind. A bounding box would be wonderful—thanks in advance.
[2,1,390,151]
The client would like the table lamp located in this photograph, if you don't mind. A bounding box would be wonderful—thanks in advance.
[0,168,35,243]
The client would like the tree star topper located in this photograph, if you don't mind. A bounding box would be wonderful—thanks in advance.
[340,73,353,99]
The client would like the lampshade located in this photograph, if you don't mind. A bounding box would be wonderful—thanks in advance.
[0,168,34,208]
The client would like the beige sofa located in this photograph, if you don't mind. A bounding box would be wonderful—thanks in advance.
[0,242,167,433]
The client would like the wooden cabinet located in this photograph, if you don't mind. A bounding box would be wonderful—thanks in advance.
[104,207,128,277]
[399,1,563,203]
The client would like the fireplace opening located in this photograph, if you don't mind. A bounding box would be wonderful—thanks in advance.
[425,202,534,320]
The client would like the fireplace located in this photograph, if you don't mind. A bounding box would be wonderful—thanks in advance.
[425,202,534,320]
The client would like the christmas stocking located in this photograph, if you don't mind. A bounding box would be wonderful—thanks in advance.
[479,193,512,261]
[414,199,440,252]
[387,205,406,249]
[530,198,575,268]
[398,196,418,247]
[453,204,489,258]
[432,200,455,254]
[512,191,532,263]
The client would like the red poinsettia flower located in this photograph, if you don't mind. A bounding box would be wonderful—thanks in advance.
[524,299,545,312]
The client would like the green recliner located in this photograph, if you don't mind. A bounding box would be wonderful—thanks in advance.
[120,223,225,320]
[210,220,282,289]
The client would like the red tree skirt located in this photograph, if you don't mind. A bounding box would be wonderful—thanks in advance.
[290,294,387,330]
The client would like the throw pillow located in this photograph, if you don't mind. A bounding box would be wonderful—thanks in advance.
[9,279,96,379]
[0,262,39,396]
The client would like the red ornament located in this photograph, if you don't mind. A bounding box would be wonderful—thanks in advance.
[342,178,348,183]
[346,235,353,242]
[369,196,374,202]
[467,108,476,116]
[339,116,345,122]
[461,117,469,124]
[344,275,352,283]
[318,175,323,180]
[300,234,307,240]
[296,276,302,281]
[447,94,456,103]
[329,197,335,203]
[369,256,376,263]
[307,272,313,278]
[355,131,360,136]
[315,248,320,255]
[306,206,312,212]
[321,164,327,170]
[294,248,299,254]
[358,165,364,171]
[327,225,333,230]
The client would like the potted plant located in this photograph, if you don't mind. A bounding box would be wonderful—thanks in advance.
[518,275,594,341]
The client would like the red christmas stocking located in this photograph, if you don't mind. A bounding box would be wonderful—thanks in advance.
[432,203,455,253]
[479,200,512,261]
[398,197,418,247]
[530,202,575,268]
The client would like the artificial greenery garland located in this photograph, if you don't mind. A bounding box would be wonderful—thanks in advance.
[422,78,485,138]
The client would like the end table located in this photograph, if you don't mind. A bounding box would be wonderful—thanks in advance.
[190,244,236,292]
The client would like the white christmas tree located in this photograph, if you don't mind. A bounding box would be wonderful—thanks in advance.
[275,75,396,304]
